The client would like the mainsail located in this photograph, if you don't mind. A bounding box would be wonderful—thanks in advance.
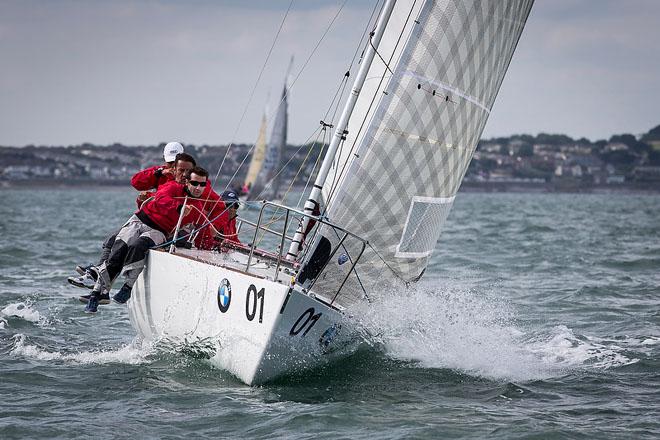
[244,110,268,192]
[252,84,288,199]
[309,0,534,306]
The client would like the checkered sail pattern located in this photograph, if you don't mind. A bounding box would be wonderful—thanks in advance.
[254,85,288,198]
[312,0,533,307]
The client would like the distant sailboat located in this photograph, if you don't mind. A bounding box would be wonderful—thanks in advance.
[246,61,291,200]
[241,109,268,197]
[129,0,534,385]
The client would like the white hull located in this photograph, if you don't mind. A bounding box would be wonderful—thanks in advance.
[128,249,359,385]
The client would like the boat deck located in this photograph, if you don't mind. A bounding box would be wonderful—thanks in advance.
[158,246,343,311]
[163,245,295,285]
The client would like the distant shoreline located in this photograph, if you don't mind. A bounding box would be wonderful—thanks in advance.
[2,179,659,194]
[459,181,660,194]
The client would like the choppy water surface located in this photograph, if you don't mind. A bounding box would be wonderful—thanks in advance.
[0,188,658,439]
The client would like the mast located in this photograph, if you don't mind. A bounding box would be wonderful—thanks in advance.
[286,0,397,260]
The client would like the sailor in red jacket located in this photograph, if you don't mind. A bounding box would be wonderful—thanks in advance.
[217,190,241,245]
[131,141,184,208]
[193,189,242,250]
[69,151,195,303]
[84,166,209,313]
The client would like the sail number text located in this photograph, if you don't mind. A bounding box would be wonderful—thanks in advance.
[245,284,265,323]
[289,307,322,337]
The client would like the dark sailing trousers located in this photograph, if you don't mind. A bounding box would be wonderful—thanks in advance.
[95,229,119,267]
[93,215,166,292]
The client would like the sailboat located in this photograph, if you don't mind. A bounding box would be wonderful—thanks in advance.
[241,109,268,198]
[128,0,534,385]
[244,63,291,201]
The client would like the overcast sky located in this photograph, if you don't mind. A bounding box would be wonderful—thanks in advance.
[1,0,659,147]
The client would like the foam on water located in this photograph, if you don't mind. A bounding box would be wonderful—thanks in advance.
[9,333,154,365]
[1,302,42,323]
[357,279,638,382]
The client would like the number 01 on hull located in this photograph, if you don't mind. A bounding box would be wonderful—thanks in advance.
[128,249,356,385]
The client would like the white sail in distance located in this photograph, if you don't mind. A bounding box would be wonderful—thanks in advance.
[311,0,534,306]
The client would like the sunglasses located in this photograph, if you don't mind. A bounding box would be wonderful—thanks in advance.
[188,180,207,187]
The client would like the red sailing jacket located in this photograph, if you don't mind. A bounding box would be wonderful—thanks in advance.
[193,185,241,249]
[137,181,204,235]
[131,164,174,208]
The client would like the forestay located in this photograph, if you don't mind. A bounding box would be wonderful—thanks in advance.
[311,0,534,306]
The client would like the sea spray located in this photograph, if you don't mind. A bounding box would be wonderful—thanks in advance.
[354,278,637,381]
[9,333,154,365]
[1,302,42,323]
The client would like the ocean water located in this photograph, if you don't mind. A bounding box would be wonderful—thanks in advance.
[0,188,658,439]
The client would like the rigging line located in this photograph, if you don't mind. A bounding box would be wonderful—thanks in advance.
[325,64,354,193]
[191,122,322,248]
[153,205,224,250]
[296,127,328,209]
[213,0,295,187]
[252,127,324,247]
[220,82,290,196]
[296,126,327,209]
[326,75,350,192]
[265,131,321,230]
[367,241,406,283]
[301,61,348,205]
[296,0,374,205]
[252,125,323,201]
[253,126,326,246]
[313,0,379,126]
[285,0,348,96]
[248,57,343,205]
[228,0,372,207]
[286,129,328,255]
[206,1,369,245]
[323,0,419,211]
[369,35,394,74]
[326,136,347,205]
[329,70,350,127]
[347,0,384,73]
[318,79,349,201]
[328,226,369,299]
[312,1,378,197]
[312,0,381,148]
[320,66,350,125]
[224,0,348,197]
[219,83,288,200]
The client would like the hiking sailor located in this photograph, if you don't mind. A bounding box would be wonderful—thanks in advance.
[132,141,185,207]
[84,166,210,313]
[68,144,188,289]
[70,152,196,303]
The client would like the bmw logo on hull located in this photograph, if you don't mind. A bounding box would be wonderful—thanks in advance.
[217,279,231,313]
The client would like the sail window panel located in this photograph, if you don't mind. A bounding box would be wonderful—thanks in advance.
[395,196,455,258]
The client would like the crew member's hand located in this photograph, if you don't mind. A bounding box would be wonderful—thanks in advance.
[137,191,152,203]
[183,205,193,217]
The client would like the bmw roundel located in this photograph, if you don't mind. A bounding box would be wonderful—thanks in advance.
[217,278,231,313]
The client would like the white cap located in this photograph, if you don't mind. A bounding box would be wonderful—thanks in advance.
[163,142,184,162]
